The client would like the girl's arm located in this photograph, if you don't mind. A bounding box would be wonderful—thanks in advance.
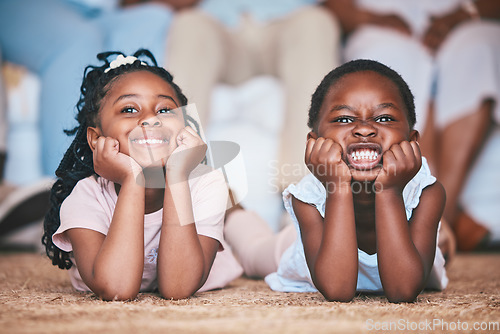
[156,126,217,299]
[293,192,358,302]
[157,180,219,299]
[297,138,358,302]
[66,137,146,301]
[375,141,446,303]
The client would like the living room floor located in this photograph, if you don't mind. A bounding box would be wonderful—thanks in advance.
[1,252,499,334]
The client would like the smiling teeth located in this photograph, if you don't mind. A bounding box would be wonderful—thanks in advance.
[133,138,166,145]
[351,150,378,161]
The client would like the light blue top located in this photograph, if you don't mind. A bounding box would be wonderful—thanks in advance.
[265,157,448,293]
[200,0,318,27]
[0,0,173,176]
[65,0,118,15]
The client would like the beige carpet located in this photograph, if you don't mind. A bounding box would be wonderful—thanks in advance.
[1,252,499,334]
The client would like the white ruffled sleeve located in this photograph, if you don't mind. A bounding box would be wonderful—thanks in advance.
[402,157,436,220]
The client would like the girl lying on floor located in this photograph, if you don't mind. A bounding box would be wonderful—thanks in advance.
[225,59,448,303]
[42,50,243,301]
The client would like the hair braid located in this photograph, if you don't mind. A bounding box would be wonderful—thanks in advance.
[42,124,94,268]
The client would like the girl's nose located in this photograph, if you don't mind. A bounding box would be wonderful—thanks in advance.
[140,116,162,127]
[353,121,376,137]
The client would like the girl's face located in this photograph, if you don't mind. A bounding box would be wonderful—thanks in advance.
[311,70,418,181]
[90,70,185,167]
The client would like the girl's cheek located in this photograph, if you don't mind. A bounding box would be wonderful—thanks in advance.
[120,141,133,156]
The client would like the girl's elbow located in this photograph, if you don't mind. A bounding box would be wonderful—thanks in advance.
[91,278,141,301]
[382,269,426,303]
[322,290,355,302]
[386,293,418,303]
[313,272,357,302]
[158,277,202,300]
[159,285,196,300]
[158,270,207,300]
[318,284,356,302]
[95,286,139,301]
[385,287,420,303]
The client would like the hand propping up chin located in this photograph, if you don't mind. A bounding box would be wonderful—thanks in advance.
[92,136,142,185]
[305,137,352,191]
[375,140,421,192]
[166,126,207,182]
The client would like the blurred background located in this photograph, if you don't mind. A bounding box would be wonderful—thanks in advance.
[0,0,499,258]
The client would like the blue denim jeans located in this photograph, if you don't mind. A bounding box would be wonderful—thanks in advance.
[0,0,172,177]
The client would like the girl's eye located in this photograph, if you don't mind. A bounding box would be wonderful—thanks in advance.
[157,108,174,114]
[333,117,353,123]
[376,115,394,122]
[121,107,138,114]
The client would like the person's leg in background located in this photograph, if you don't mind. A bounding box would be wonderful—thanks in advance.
[0,0,103,244]
[0,0,103,177]
[224,208,296,278]
[166,9,230,130]
[434,21,500,251]
[270,6,341,187]
[97,3,173,67]
[438,103,492,251]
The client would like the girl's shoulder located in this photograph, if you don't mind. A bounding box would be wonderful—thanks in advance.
[403,157,437,213]
[69,175,116,200]
[283,173,326,217]
[188,164,226,191]
[187,165,229,214]
[56,175,117,252]
[62,175,117,214]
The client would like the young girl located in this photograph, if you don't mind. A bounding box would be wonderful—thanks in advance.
[42,50,243,301]
[224,59,448,303]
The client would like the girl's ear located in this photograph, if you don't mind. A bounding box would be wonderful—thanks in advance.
[307,131,318,140]
[410,129,420,142]
[87,127,101,152]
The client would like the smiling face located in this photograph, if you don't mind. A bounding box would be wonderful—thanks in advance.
[311,70,418,181]
[88,70,185,167]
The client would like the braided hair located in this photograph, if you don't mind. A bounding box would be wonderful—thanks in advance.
[308,59,416,131]
[42,49,201,269]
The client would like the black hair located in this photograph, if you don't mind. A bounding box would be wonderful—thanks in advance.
[308,59,416,131]
[42,49,201,269]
